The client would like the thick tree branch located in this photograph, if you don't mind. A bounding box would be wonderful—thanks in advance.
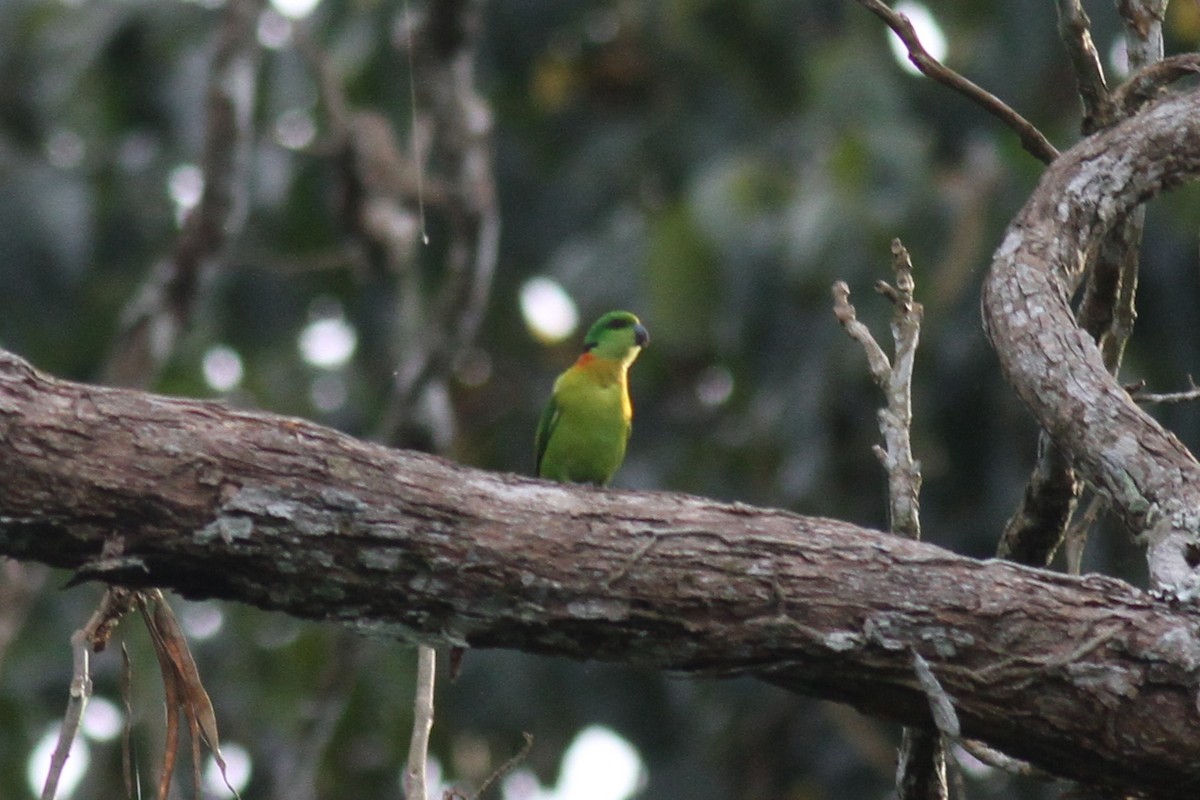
[3,350,1200,797]
[836,243,942,799]
[1003,3,1188,573]
[982,87,1200,592]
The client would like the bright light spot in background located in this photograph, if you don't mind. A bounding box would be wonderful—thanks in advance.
[1108,36,1129,77]
[202,345,244,392]
[180,601,226,640]
[275,108,317,150]
[27,725,90,799]
[82,697,123,742]
[204,741,252,796]
[521,277,579,344]
[887,2,947,76]
[695,364,734,408]
[257,8,293,49]
[397,755,452,798]
[44,129,85,170]
[270,0,321,20]
[168,163,205,223]
[553,726,644,800]
[299,311,358,368]
[503,769,553,800]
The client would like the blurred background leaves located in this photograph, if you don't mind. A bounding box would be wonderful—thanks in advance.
[2,0,1200,798]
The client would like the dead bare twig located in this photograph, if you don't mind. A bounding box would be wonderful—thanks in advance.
[404,645,438,800]
[41,587,136,800]
[833,239,924,539]
[834,239,937,799]
[855,0,1058,164]
[457,732,535,800]
[1129,376,1200,405]
[909,651,1052,781]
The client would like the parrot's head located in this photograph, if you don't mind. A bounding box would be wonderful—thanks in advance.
[582,310,649,364]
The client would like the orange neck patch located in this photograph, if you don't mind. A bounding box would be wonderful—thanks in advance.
[572,350,627,385]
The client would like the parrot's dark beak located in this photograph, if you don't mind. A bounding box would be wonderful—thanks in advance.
[634,324,649,347]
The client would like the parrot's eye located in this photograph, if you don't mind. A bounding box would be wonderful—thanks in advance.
[605,318,629,330]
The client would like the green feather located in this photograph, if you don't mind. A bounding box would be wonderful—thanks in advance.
[535,311,648,485]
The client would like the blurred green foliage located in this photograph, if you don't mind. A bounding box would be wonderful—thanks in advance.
[3,1,1200,798]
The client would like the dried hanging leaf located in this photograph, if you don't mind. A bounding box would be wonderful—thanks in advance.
[121,643,136,798]
[138,590,241,799]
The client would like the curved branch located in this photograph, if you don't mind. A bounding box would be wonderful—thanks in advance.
[3,349,1200,797]
[857,0,1058,164]
[982,88,1200,589]
[1113,54,1200,117]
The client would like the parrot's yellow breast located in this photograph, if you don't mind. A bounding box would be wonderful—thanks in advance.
[538,353,633,484]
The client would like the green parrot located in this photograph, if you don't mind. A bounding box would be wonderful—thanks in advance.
[535,310,649,485]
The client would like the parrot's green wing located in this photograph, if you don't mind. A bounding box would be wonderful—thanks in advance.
[534,393,561,477]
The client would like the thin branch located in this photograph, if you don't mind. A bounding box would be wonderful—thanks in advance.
[856,0,1059,164]
[120,644,136,798]
[833,241,924,540]
[1056,0,1114,133]
[910,651,1052,781]
[462,733,534,800]
[1064,493,1105,576]
[835,240,936,798]
[877,240,924,540]
[1129,377,1200,405]
[404,645,438,800]
[882,246,939,799]
[41,588,136,800]
[832,282,891,380]
[41,635,92,800]
[1119,0,1168,73]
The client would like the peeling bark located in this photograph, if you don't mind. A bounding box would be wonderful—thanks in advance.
[983,87,1200,591]
[3,349,1200,797]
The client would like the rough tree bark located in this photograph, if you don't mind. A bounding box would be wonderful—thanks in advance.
[2,348,1200,799]
[6,47,1200,800]
[982,87,1200,592]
